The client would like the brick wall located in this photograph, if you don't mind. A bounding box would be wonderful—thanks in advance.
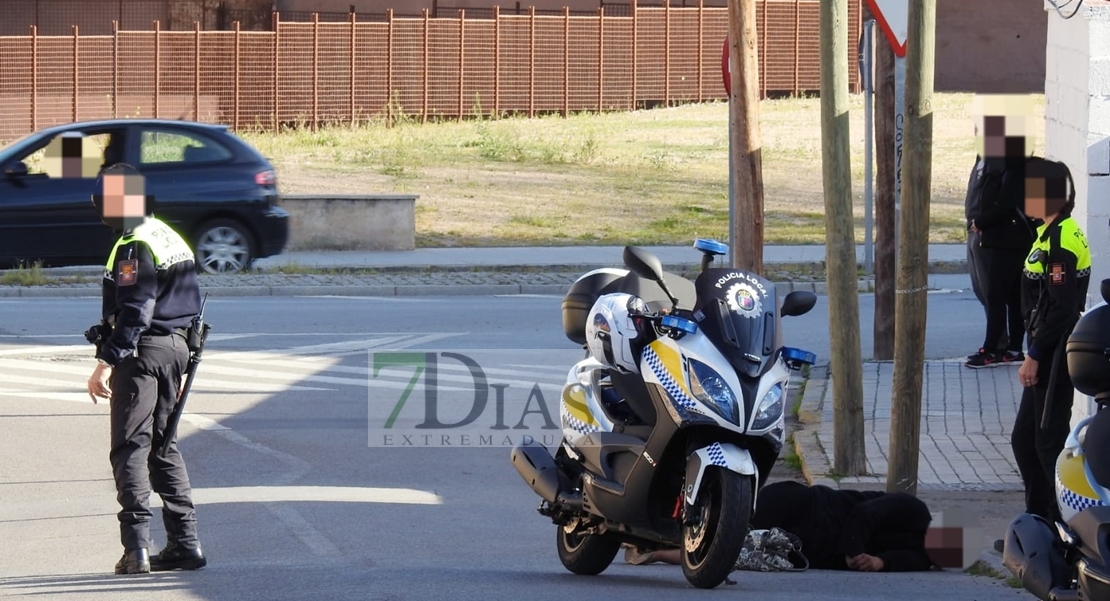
[1043,0,1110,422]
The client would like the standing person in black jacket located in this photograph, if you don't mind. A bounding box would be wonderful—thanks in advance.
[85,165,208,575]
[964,108,1040,368]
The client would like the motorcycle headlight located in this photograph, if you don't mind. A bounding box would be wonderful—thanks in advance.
[687,359,739,424]
[752,383,784,430]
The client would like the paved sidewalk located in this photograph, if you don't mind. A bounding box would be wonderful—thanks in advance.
[3,243,970,298]
[247,243,970,270]
[794,361,1024,492]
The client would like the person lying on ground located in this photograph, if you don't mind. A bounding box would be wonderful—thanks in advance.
[624,480,941,572]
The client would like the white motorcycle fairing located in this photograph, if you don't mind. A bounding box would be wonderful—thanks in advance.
[684,442,757,507]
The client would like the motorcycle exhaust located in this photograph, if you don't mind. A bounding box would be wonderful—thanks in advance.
[510,442,583,511]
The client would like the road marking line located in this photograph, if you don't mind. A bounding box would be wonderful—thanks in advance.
[151,485,444,506]
[0,359,332,393]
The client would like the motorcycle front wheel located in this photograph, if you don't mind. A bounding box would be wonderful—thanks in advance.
[556,521,622,576]
[681,468,752,589]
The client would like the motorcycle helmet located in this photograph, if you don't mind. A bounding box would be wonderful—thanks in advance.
[585,293,647,374]
[1055,446,1107,524]
[1066,279,1110,402]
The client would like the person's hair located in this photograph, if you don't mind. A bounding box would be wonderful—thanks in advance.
[1024,157,1075,216]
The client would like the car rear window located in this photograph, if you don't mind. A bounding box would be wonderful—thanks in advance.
[140,130,233,165]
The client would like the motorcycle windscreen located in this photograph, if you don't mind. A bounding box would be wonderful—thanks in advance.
[691,268,780,379]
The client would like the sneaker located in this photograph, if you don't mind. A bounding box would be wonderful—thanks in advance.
[965,349,1001,368]
[1001,351,1025,363]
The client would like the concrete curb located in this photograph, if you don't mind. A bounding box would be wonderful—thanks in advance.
[975,549,1013,581]
[792,363,842,489]
[0,279,876,299]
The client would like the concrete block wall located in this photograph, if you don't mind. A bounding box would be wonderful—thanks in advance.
[1044,1,1110,422]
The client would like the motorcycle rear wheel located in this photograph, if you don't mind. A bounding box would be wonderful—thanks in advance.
[681,468,752,589]
[556,521,622,576]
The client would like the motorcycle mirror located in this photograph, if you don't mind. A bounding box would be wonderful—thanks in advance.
[781,290,817,317]
[622,246,679,308]
[623,246,664,282]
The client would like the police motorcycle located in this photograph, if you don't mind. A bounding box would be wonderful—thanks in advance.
[510,239,818,589]
[1003,278,1110,601]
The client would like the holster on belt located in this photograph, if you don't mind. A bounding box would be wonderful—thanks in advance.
[186,315,204,353]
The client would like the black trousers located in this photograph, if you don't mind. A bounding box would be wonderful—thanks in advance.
[982,248,1026,353]
[970,243,1026,353]
[1011,348,1074,524]
[109,332,198,551]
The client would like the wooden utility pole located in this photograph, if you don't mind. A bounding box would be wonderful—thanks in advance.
[821,0,866,476]
[887,0,935,496]
[871,3,896,361]
[728,0,765,275]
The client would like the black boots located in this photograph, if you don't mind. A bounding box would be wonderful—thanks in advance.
[151,540,207,571]
[114,548,150,574]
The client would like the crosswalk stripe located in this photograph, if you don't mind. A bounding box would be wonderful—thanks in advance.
[0,336,570,404]
[0,358,333,393]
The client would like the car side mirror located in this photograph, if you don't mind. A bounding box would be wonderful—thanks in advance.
[781,290,817,317]
[4,161,29,178]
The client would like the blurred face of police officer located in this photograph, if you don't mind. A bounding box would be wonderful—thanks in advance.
[1023,174,1068,221]
[99,172,147,231]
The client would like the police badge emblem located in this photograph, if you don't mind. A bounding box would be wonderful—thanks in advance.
[726,282,763,318]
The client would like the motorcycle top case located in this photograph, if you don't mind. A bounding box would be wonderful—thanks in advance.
[691,268,781,379]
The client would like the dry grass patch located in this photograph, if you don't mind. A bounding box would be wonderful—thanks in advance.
[242,92,1045,247]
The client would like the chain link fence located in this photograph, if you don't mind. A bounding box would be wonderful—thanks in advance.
[0,1,862,142]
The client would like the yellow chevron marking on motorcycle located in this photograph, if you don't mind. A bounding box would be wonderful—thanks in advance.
[648,340,692,397]
[562,386,598,427]
[1057,452,1101,501]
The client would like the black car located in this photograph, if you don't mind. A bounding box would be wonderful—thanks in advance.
[0,119,289,274]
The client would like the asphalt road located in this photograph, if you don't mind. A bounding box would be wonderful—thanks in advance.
[0,292,1027,600]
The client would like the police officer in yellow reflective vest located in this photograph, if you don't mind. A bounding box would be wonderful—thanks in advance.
[1012,157,1092,524]
[85,165,207,575]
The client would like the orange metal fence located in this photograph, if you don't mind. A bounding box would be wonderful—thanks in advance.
[0,2,861,142]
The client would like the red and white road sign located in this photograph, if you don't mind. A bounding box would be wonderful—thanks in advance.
[865,0,908,57]
[722,38,731,96]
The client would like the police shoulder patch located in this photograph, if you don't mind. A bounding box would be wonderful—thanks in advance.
[118,259,138,286]
[1049,263,1066,286]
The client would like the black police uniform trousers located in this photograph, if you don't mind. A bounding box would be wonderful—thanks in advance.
[1010,345,1074,524]
[108,330,198,551]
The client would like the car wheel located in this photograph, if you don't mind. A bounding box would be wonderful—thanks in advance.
[194,218,255,274]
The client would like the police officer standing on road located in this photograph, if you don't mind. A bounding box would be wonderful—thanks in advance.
[1012,157,1091,525]
[85,164,208,575]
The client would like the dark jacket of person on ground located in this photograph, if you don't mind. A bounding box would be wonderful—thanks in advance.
[751,481,937,572]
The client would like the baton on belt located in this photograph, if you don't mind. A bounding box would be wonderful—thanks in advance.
[160,294,211,458]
